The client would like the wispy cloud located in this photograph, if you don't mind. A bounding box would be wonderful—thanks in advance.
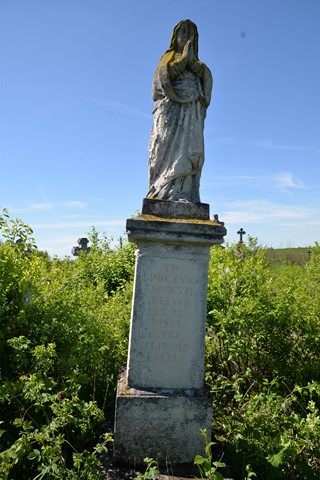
[208,134,317,152]
[64,200,88,209]
[280,219,320,227]
[202,175,266,189]
[250,139,311,151]
[10,203,52,213]
[37,231,125,258]
[203,172,305,191]
[88,98,152,120]
[222,200,311,224]
[273,172,304,190]
[207,135,238,144]
[32,219,125,230]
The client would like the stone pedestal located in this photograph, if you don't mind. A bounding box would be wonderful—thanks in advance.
[114,199,226,464]
[114,370,213,464]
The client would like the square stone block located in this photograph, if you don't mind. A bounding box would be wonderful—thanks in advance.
[113,370,213,465]
[141,198,210,220]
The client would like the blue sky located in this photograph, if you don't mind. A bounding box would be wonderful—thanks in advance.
[1,0,320,257]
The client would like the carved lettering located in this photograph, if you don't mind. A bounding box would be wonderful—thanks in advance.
[143,271,198,287]
[151,295,191,308]
[136,260,202,368]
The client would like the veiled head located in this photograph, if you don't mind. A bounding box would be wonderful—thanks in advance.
[169,20,199,59]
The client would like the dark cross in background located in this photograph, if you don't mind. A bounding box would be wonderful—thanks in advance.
[237,228,246,243]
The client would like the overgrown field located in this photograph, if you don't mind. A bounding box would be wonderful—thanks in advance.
[1,208,320,479]
[265,247,311,267]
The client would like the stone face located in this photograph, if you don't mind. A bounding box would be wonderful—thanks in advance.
[114,370,213,465]
[127,241,210,390]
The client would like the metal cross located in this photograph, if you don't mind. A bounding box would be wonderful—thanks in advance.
[237,228,246,243]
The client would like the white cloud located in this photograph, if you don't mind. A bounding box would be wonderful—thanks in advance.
[208,134,315,151]
[222,200,311,224]
[280,219,320,227]
[203,172,305,191]
[251,139,310,151]
[202,175,257,188]
[273,172,304,190]
[10,203,52,213]
[32,219,125,229]
[65,200,88,209]
[207,135,238,145]
[88,98,152,120]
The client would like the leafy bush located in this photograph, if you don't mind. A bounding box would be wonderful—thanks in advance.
[0,339,111,479]
[0,207,36,250]
[2,207,320,479]
[0,210,134,478]
[206,239,320,478]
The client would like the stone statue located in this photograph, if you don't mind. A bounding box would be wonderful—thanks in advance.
[146,20,212,203]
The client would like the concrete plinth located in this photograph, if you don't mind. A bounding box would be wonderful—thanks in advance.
[114,201,226,464]
[114,370,213,465]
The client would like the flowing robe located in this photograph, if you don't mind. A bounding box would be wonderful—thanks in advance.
[147,51,212,203]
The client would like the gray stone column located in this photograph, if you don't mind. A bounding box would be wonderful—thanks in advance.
[114,199,226,464]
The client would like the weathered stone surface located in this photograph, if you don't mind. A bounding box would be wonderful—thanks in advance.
[127,215,227,247]
[114,369,213,465]
[146,20,212,203]
[142,198,210,220]
[113,215,225,463]
[127,240,210,390]
[112,18,227,469]
[125,215,226,391]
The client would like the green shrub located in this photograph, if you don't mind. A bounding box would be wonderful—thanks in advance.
[0,210,134,478]
[213,379,320,479]
[206,239,320,386]
[2,208,320,479]
[206,239,320,478]
[0,338,111,479]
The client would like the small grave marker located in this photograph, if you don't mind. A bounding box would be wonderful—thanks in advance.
[237,227,246,243]
[71,238,90,256]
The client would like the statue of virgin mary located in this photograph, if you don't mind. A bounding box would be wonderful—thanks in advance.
[146,20,212,203]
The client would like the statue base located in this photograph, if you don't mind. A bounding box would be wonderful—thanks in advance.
[142,197,210,220]
[113,204,227,464]
[113,368,213,465]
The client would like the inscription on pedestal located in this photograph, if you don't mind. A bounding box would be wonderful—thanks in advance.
[127,247,209,389]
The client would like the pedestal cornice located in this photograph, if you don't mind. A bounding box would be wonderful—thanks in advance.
[126,214,227,247]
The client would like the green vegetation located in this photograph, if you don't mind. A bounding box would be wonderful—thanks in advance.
[135,457,159,480]
[194,429,226,480]
[206,238,320,479]
[1,207,320,479]
[0,209,134,479]
[265,246,311,267]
